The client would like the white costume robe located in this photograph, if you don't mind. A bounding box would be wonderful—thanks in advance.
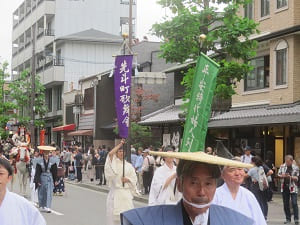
[213,183,266,225]
[149,164,181,206]
[105,155,137,225]
[30,157,40,204]
[0,189,46,225]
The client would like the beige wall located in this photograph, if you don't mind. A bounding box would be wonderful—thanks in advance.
[293,35,300,102]
[233,35,297,106]
[239,0,299,32]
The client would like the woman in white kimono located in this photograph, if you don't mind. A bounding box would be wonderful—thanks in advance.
[105,139,137,225]
[34,146,58,213]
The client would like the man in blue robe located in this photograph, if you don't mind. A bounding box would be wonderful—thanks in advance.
[121,152,255,225]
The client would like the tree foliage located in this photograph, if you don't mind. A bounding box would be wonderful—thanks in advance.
[152,0,258,99]
[9,70,47,128]
[0,61,17,138]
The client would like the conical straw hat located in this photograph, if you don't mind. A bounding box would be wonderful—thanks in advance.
[150,151,253,168]
[37,146,56,151]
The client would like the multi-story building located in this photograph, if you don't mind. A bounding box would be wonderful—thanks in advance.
[11,0,136,145]
[209,0,300,168]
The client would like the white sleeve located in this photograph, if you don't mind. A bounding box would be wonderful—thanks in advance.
[148,172,163,206]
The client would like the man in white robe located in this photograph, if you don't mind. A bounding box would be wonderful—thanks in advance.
[30,150,41,206]
[105,139,137,225]
[213,164,266,225]
[149,146,181,205]
[0,158,46,225]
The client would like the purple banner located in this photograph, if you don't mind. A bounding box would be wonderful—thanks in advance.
[114,55,133,138]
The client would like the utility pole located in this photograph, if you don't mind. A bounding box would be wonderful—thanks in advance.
[30,23,36,149]
[128,0,133,50]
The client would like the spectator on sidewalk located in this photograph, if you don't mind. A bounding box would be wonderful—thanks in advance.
[74,148,83,183]
[63,147,72,178]
[135,147,144,194]
[0,158,46,224]
[142,149,155,195]
[278,155,299,225]
[94,153,101,181]
[99,146,108,185]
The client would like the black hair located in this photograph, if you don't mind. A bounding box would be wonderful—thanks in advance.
[177,160,221,180]
[251,156,263,167]
[0,158,13,176]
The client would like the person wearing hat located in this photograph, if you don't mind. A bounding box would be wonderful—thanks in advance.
[34,146,58,213]
[142,149,155,195]
[213,157,266,225]
[149,146,181,206]
[0,158,46,225]
[121,151,254,225]
[104,139,137,225]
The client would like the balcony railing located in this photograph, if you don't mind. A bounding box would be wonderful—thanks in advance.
[44,29,55,36]
[25,41,31,48]
[53,58,64,66]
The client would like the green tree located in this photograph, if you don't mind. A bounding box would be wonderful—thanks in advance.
[0,61,17,138]
[152,0,258,99]
[9,70,47,128]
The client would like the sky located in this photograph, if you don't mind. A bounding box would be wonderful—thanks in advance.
[0,0,166,72]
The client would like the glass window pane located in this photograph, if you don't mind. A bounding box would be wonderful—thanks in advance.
[276,49,287,85]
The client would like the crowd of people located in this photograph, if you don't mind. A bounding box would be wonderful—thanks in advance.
[1,132,300,225]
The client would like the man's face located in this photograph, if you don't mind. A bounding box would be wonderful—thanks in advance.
[222,166,245,186]
[245,150,251,156]
[34,152,39,157]
[178,165,217,215]
[116,149,124,160]
[286,158,293,167]
[0,166,12,192]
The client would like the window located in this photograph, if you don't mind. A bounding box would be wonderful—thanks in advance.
[46,88,52,112]
[275,40,288,86]
[277,0,287,9]
[56,86,62,110]
[261,0,270,17]
[244,3,253,19]
[84,87,94,110]
[244,55,270,91]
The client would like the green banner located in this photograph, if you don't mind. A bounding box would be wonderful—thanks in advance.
[180,53,220,152]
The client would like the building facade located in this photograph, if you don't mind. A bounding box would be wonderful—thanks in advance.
[11,0,136,145]
[209,0,300,168]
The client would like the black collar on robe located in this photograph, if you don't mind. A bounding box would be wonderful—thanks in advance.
[181,200,210,225]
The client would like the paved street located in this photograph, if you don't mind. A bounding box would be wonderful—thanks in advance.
[10,174,293,225]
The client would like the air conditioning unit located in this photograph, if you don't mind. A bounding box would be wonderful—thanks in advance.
[75,94,83,105]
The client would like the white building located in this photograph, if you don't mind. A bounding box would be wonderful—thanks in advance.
[11,0,136,145]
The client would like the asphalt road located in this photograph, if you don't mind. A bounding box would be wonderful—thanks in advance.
[42,183,146,225]
[10,176,290,225]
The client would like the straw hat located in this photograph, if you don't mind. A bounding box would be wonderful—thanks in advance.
[37,146,56,151]
[150,151,253,168]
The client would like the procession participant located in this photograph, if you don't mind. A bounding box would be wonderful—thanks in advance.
[213,157,266,225]
[34,145,58,213]
[0,158,46,225]
[278,155,299,224]
[105,139,137,225]
[121,151,254,225]
[30,149,41,206]
[149,146,181,206]
[134,147,144,194]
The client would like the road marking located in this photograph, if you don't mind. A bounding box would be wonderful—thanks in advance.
[50,209,64,216]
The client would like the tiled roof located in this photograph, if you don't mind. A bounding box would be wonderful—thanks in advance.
[211,104,300,121]
[139,105,183,125]
[208,103,300,128]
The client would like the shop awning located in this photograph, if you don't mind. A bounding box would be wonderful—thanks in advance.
[68,129,93,136]
[52,124,76,132]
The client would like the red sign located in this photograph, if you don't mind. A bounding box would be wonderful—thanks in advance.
[40,129,46,146]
